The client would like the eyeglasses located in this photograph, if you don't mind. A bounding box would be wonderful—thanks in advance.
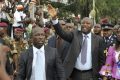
[94,26,101,28]
[61,24,65,25]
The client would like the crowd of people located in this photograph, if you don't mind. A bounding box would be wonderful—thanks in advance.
[0,0,120,80]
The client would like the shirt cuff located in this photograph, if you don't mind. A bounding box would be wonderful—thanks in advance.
[52,19,58,25]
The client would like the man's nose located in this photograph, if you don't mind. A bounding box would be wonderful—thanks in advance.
[83,23,88,26]
[39,35,45,38]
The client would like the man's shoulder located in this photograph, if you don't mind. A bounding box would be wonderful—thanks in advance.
[92,33,103,40]
[45,45,58,57]
[45,45,57,51]
[20,47,33,57]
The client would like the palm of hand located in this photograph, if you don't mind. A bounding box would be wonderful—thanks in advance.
[47,4,57,18]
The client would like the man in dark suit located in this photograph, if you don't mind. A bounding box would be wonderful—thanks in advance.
[48,4,105,80]
[17,26,65,80]
[48,34,70,62]
[48,20,71,62]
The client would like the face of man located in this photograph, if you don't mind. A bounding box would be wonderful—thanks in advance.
[66,23,74,32]
[102,29,112,38]
[81,17,93,34]
[0,27,7,38]
[14,31,23,40]
[113,25,120,35]
[59,20,66,29]
[32,27,46,49]
[113,28,118,35]
[93,24,101,35]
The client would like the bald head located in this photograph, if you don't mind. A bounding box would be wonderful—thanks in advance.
[32,27,46,49]
[32,26,45,36]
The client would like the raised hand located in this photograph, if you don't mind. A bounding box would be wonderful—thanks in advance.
[47,4,57,19]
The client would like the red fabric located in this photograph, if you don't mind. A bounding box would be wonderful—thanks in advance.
[14,28,24,32]
[44,27,50,33]
[100,18,109,24]
[0,22,8,27]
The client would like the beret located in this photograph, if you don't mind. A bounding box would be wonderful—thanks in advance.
[0,22,8,27]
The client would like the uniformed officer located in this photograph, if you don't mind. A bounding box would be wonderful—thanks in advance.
[101,23,116,56]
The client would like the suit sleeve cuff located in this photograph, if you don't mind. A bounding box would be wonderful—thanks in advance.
[52,19,58,25]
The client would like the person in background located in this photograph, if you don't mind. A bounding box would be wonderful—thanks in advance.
[113,25,120,37]
[0,0,9,24]
[101,23,116,56]
[10,28,28,79]
[93,24,102,36]
[48,20,66,50]
[100,27,120,80]
[0,22,11,46]
[12,4,26,38]
[48,20,72,62]
[65,22,75,32]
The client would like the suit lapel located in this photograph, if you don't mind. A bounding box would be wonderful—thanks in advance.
[91,34,97,62]
[78,31,83,49]
[44,45,49,72]
[26,47,33,79]
[91,34,96,58]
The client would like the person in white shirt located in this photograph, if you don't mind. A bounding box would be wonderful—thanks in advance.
[12,5,26,39]
[17,26,65,80]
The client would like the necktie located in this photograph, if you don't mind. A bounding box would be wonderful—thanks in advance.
[34,51,45,80]
[81,35,88,64]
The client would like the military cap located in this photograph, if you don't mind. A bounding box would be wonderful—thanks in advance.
[101,23,113,30]
[0,22,8,27]
[14,28,24,33]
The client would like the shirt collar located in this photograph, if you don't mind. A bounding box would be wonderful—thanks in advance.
[33,45,45,54]
[82,32,91,38]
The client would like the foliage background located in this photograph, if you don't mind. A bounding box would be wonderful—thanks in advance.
[40,0,120,24]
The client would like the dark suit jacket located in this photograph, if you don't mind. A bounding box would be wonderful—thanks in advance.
[48,35,56,48]
[48,35,70,62]
[53,23,105,79]
[17,45,65,80]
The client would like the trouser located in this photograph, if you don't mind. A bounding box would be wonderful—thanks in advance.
[70,68,97,80]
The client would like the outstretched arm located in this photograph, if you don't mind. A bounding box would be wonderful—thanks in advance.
[47,4,74,43]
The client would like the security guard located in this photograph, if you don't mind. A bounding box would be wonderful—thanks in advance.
[102,23,116,56]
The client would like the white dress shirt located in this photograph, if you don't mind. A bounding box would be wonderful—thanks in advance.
[75,33,92,70]
[30,45,46,80]
[13,10,26,27]
[115,51,120,63]
[0,12,7,19]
